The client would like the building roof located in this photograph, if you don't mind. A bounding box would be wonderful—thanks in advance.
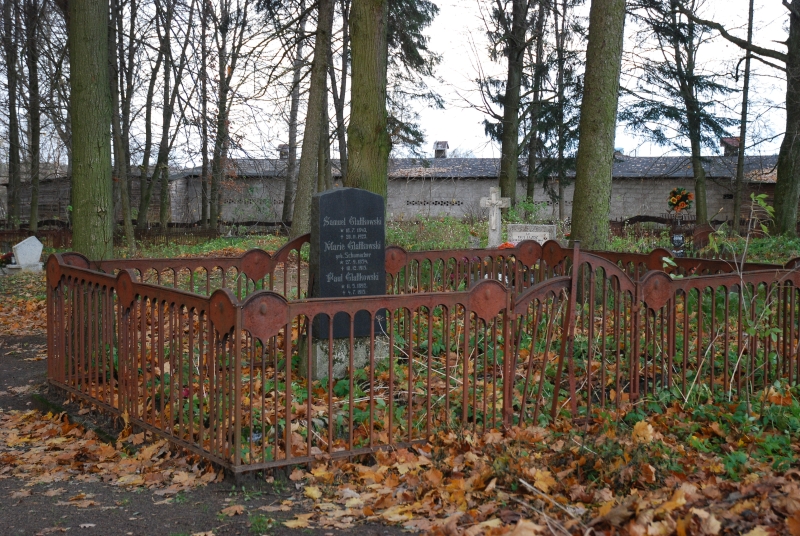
[166,154,780,183]
[610,154,778,180]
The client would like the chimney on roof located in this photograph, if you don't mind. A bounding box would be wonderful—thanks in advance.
[278,144,290,160]
[720,137,740,157]
[434,140,449,158]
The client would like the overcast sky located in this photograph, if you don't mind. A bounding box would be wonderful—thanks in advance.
[412,0,788,159]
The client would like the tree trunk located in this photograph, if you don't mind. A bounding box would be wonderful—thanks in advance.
[283,2,306,222]
[330,0,350,184]
[681,3,799,235]
[774,2,800,235]
[498,0,528,207]
[344,0,389,199]
[734,0,754,234]
[210,84,229,229]
[318,88,332,192]
[109,0,134,253]
[555,0,566,220]
[526,0,546,202]
[201,0,209,227]
[210,3,232,230]
[570,0,625,250]
[3,0,21,228]
[119,0,136,232]
[25,0,40,233]
[290,0,334,238]
[69,0,114,259]
[159,165,170,226]
[672,9,708,224]
[689,141,708,223]
[135,49,163,229]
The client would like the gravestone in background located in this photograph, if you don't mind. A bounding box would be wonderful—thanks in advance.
[7,236,44,272]
[303,188,388,379]
[507,224,557,245]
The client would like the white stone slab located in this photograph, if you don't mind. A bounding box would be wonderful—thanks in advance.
[9,236,43,272]
[507,224,557,245]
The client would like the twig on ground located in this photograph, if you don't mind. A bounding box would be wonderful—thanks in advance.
[507,494,570,536]
[518,478,589,530]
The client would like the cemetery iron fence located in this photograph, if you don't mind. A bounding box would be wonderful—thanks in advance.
[47,237,800,474]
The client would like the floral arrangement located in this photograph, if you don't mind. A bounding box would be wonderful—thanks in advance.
[0,252,12,267]
[668,187,694,213]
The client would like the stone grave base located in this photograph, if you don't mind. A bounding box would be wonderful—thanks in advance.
[6,263,43,273]
[298,336,389,380]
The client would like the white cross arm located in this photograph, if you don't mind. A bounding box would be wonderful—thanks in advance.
[480,197,511,208]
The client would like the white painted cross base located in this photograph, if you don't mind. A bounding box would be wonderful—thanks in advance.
[298,336,389,380]
[480,187,511,247]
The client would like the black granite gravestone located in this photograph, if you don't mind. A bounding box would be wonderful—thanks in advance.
[310,188,386,338]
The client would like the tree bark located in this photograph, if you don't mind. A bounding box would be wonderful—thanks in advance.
[671,5,708,224]
[109,0,134,253]
[344,0,389,199]
[526,0,546,202]
[570,0,625,250]
[210,1,249,229]
[69,0,114,259]
[734,0,754,234]
[330,0,350,185]
[774,1,800,235]
[3,0,21,228]
[554,0,567,219]
[498,0,528,207]
[318,88,332,193]
[290,0,334,238]
[200,0,209,227]
[282,2,307,223]
[25,0,40,232]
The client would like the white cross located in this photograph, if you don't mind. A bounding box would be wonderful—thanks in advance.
[480,187,510,230]
[480,187,510,247]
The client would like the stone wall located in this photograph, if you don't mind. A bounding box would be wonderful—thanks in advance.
[0,173,762,226]
[385,176,738,222]
[170,176,285,224]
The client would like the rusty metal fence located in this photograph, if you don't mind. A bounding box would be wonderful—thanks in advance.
[46,238,800,474]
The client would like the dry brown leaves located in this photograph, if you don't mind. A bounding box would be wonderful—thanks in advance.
[282,418,800,535]
[0,410,221,494]
[0,297,46,336]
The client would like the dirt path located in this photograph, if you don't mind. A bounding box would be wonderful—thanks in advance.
[0,334,410,536]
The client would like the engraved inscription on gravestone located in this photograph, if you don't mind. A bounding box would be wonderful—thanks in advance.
[310,188,386,338]
[506,224,557,245]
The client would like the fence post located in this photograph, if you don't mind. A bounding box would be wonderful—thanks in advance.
[233,296,243,469]
[550,242,581,420]
[631,277,642,401]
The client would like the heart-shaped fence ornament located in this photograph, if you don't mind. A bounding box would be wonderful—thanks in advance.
[384,246,408,276]
[640,271,674,312]
[209,288,237,336]
[469,279,509,323]
[240,249,272,282]
[515,240,542,268]
[241,292,290,344]
[115,270,137,310]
